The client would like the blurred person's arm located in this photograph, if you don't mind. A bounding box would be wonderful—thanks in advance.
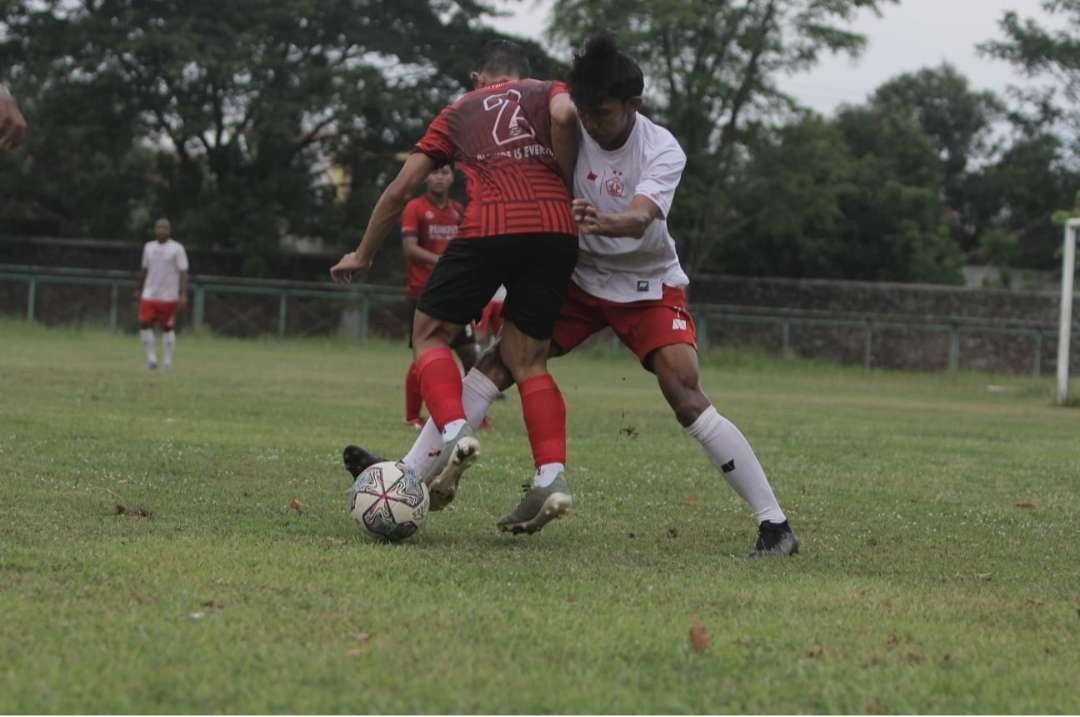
[178,271,189,309]
[0,84,27,151]
[549,92,578,188]
[403,235,440,266]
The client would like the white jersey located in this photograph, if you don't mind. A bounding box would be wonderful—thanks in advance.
[571,113,689,303]
[141,239,189,301]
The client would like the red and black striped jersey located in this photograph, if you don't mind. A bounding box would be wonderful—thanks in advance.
[414,79,576,239]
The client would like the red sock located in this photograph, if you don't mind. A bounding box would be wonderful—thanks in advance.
[404,361,423,421]
[518,373,566,467]
[415,347,465,430]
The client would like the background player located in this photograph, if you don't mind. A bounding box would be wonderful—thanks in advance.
[400,165,478,429]
[135,217,189,370]
[0,83,27,151]
[475,285,506,349]
[381,35,798,555]
[331,41,580,523]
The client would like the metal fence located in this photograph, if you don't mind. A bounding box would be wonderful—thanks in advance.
[1,264,1075,376]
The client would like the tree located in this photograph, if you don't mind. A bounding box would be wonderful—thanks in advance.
[830,104,963,283]
[0,0,559,275]
[974,1,1080,270]
[870,65,1003,251]
[547,0,897,273]
[979,0,1080,155]
[719,114,858,278]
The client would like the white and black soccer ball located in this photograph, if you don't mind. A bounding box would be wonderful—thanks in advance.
[349,461,429,542]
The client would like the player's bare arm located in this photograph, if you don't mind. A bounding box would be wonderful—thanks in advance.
[331,152,436,284]
[134,269,147,300]
[549,92,579,188]
[403,234,441,266]
[0,83,27,151]
[178,270,189,309]
[572,194,661,238]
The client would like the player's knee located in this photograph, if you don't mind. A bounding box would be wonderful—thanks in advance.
[475,344,514,391]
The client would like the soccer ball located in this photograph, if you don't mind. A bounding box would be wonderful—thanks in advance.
[349,461,429,542]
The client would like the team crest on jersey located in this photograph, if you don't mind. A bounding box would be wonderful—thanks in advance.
[424,211,435,220]
[605,170,625,198]
[586,171,598,181]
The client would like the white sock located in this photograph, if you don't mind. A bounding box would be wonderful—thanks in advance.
[441,419,467,442]
[685,406,786,525]
[140,329,157,366]
[533,462,565,487]
[162,330,176,367]
[402,369,501,476]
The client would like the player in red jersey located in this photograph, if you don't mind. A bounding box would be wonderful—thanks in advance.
[400,165,478,430]
[331,41,580,530]
[0,83,27,151]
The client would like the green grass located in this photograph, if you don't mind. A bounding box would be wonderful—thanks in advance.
[1,318,1078,714]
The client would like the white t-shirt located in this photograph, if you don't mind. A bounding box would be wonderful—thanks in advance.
[141,239,189,301]
[571,113,690,303]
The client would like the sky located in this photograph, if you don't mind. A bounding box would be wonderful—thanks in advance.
[486,0,1061,114]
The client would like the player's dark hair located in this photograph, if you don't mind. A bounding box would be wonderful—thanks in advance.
[480,40,531,78]
[569,33,643,108]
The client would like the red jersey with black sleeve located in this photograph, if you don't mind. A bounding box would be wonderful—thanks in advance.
[413,79,576,239]
[401,195,464,299]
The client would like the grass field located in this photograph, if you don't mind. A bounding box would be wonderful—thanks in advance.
[2,318,1079,714]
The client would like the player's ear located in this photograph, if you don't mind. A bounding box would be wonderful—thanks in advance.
[470,72,482,90]
[627,96,643,113]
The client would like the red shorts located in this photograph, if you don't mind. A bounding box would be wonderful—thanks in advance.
[138,299,179,330]
[477,300,504,336]
[552,283,697,364]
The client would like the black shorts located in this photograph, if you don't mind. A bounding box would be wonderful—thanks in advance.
[417,233,578,341]
[407,298,474,350]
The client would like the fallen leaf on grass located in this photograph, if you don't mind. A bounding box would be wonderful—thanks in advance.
[806,644,825,659]
[688,621,710,653]
[326,537,346,547]
[1015,502,1035,509]
[344,649,365,657]
[289,498,305,514]
[133,591,154,605]
[352,632,370,644]
[201,600,224,610]
[900,650,922,665]
[942,653,952,664]
[975,572,992,581]
[731,636,750,647]
[619,425,639,439]
[886,632,899,647]
[115,504,153,518]
[865,701,883,714]
[681,495,699,506]
[1026,597,1044,607]
[667,527,679,539]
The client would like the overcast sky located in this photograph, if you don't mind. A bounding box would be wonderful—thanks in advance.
[487,0,1061,114]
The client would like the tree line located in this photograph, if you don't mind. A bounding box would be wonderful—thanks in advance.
[1,0,1077,284]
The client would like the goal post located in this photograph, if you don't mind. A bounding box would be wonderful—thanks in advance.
[1057,219,1079,406]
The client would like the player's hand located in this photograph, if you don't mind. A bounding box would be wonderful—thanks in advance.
[178,295,188,311]
[572,198,603,235]
[330,251,371,284]
[0,89,27,151]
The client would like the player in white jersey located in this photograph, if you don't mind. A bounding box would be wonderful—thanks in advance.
[344,36,798,555]
[135,218,190,369]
